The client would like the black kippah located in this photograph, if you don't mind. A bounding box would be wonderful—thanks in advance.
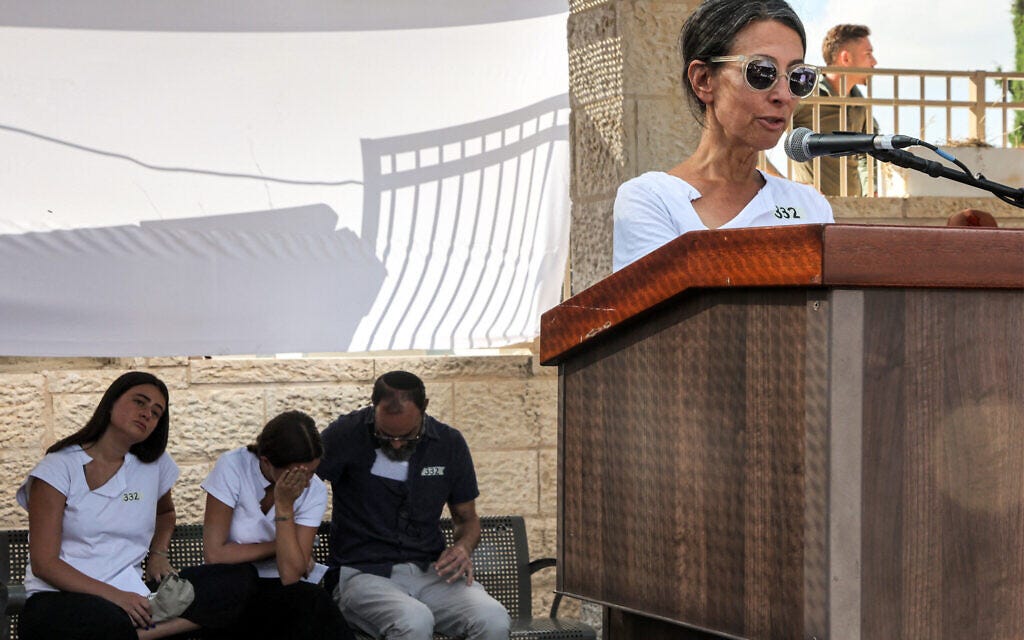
[379,370,424,391]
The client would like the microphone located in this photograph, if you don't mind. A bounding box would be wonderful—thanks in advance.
[785,127,921,162]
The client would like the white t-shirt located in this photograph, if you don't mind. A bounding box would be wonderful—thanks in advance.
[201,447,328,579]
[16,446,179,597]
[613,170,834,271]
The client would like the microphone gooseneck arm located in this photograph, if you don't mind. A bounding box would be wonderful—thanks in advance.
[869,148,1024,209]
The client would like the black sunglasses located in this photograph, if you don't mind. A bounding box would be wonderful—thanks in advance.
[373,417,424,444]
[709,55,819,98]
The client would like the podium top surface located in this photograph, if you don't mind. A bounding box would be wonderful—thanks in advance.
[540,224,1024,365]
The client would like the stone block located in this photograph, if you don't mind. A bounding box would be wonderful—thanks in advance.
[0,454,37,528]
[580,601,604,632]
[265,383,374,432]
[525,515,559,560]
[903,195,1018,220]
[46,368,189,393]
[516,514,567,619]
[570,199,614,294]
[474,450,538,516]
[0,357,117,373]
[539,450,558,517]
[0,502,26,530]
[636,96,697,173]
[830,193,1024,225]
[534,574,585,621]
[530,379,558,449]
[124,357,190,368]
[620,92,638,178]
[52,393,101,444]
[455,382,542,451]
[530,354,558,378]
[372,356,531,381]
[621,2,695,97]
[190,358,374,385]
[0,374,47,449]
[570,36,623,110]
[829,196,905,220]
[521,511,585,620]
[532,569,557,616]
[173,461,215,525]
[567,0,616,51]
[170,389,266,462]
[569,0,613,14]
[424,383,454,426]
[572,97,626,201]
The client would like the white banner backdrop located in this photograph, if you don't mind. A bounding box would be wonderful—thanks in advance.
[0,1,570,356]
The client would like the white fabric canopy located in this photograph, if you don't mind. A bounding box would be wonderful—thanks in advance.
[0,1,570,356]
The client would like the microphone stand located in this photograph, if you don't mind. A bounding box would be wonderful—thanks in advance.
[868,148,1024,209]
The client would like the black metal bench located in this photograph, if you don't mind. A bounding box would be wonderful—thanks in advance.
[1,515,594,640]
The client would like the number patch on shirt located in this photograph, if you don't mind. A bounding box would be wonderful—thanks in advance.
[774,206,801,220]
[121,491,142,502]
[421,466,446,477]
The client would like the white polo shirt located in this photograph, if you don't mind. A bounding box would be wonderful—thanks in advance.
[201,447,328,579]
[16,446,179,597]
[613,170,835,271]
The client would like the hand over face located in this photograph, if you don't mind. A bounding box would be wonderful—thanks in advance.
[274,466,311,507]
[435,543,473,585]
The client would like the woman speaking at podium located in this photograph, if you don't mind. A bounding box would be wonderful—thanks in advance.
[613,0,834,271]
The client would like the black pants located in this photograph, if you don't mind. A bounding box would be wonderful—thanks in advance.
[208,577,354,640]
[18,563,256,640]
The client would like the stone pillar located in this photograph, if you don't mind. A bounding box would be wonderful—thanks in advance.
[567,0,701,293]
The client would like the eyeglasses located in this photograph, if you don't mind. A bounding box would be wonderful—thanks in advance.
[709,55,819,99]
[373,418,423,444]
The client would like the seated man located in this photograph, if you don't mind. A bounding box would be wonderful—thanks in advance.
[317,370,510,640]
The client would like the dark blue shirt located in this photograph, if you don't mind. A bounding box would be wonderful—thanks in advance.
[316,406,479,577]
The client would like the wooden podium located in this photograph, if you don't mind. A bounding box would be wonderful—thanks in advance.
[540,225,1024,640]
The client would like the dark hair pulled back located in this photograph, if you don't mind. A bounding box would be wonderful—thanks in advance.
[679,0,807,123]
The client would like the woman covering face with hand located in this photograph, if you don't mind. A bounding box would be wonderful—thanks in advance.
[613,0,835,271]
[16,371,254,640]
[201,410,353,640]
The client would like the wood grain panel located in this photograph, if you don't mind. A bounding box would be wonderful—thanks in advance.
[861,289,1024,638]
[823,225,1024,289]
[801,293,830,637]
[559,289,810,638]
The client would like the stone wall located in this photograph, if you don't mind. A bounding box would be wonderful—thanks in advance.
[831,195,1024,227]
[0,354,573,618]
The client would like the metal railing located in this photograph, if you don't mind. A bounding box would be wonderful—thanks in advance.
[766,66,1024,196]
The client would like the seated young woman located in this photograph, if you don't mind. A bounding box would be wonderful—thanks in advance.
[201,410,353,640]
[16,371,255,640]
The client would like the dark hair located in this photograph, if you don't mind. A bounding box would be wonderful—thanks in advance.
[821,24,870,66]
[371,370,427,412]
[48,371,170,463]
[247,410,322,468]
[679,0,807,123]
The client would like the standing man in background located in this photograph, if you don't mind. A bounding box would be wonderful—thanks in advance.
[792,24,878,196]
